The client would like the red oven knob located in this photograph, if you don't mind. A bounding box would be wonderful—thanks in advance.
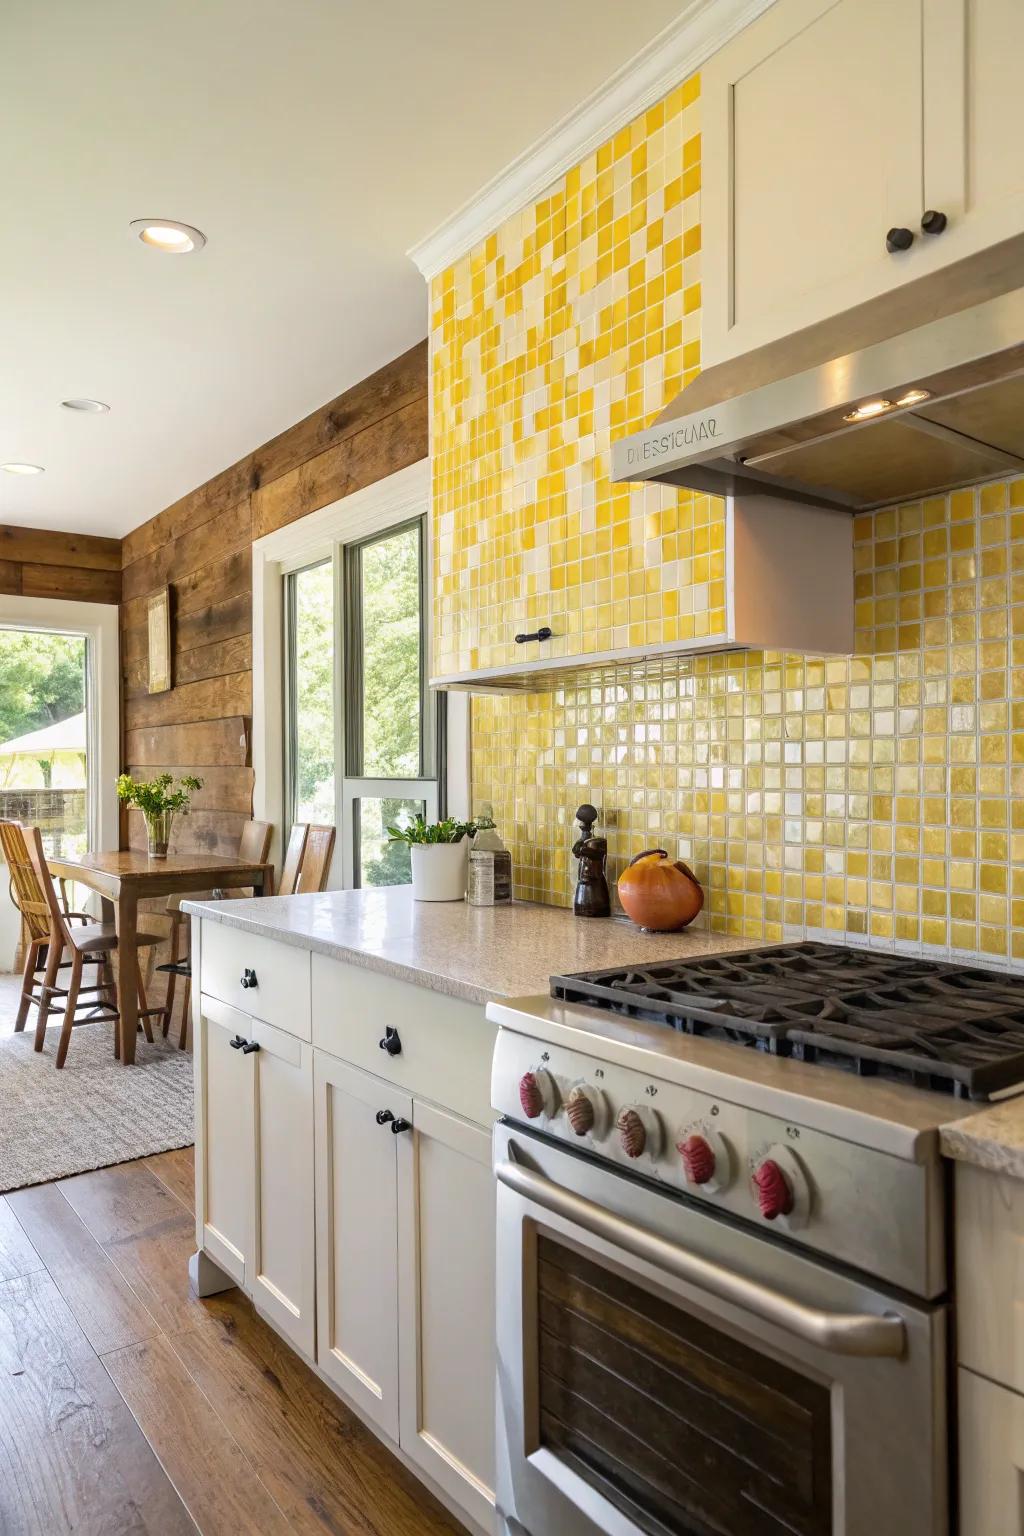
[617,1107,647,1158]
[518,1072,544,1119]
[678,1133,716,1185]
[566,1086,596,1137]
[752,1158,794,1221]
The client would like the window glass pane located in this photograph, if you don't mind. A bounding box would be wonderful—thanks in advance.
[290,561,335,824]
[356,797,425,887]
[360,525,421,777]
[0,627,88,858]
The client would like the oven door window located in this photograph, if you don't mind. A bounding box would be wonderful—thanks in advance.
[536,1234,832,1536]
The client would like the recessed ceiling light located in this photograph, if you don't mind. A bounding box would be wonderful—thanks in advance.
[1,462,44,475]
[61,397,110,413]
[129,218,206,254]
[895,388,932,408]
[843,398,894,424]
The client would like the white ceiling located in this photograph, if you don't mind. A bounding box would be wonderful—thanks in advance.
[1,0,683,538]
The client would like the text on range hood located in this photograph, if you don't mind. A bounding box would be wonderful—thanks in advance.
[612,235,1024,511]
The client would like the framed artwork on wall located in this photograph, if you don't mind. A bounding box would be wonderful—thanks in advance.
[147,586,172,694]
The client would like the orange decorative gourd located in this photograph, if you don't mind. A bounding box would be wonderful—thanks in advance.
[617,849,704,932]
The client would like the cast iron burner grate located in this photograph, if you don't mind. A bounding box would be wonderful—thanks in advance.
[550,942,1024,1100]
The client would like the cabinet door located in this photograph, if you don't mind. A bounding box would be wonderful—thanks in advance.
[397,1101,496,1530]
[958,1368,1024,1535]
[195,996,254,1287]
[250,1019,315,1357]
[702,0,924,361]
[314,1053,410,1440]
[924,0,1024,263]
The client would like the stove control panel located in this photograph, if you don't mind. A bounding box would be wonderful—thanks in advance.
[494,1028,942,1296]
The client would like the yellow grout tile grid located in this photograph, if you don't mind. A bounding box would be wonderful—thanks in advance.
[431,73,1024,966]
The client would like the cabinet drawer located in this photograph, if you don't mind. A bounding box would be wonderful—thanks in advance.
[200,919,311,1041]
[311,954,495,1125]
[955,1161,1024,1392]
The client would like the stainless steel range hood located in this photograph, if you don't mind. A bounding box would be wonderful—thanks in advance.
[612,235,1024,511]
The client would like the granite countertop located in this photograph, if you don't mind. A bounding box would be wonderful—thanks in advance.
[182,886,761,1006]
[940,1098,1024,1179]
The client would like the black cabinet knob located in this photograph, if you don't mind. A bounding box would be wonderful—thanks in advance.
[240,968,258,989]
[886,227,914,253]
[390,1118,412,1135]
[376,1109,396,1126]
[241,1039,260,1054]
[229,1034,246,1050]
[379,1026,402,1057]
[921,209,947,235]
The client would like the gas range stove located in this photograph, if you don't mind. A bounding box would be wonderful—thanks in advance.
[551,940,1024,1101]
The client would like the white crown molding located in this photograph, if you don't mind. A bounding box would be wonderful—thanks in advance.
[408,0,777,281]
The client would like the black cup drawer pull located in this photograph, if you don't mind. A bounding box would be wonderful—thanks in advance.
[239,968,258,989]
[379,1026,402,1057]
[229,1034,247,1050]
[515,626,553,645]
[241,1040,261,1054]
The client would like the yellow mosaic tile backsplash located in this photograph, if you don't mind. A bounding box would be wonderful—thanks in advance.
[430,73,720,676]
[432,71,1024,966]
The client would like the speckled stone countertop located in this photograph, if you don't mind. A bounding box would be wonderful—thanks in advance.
[941,1098,1024,1179]
[182,886,762,1006]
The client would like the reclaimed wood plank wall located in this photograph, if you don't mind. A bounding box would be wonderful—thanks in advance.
[0,525,122,604]
[118,339,428,861]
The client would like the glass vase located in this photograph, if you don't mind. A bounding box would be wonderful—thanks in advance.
[144,809,173,858]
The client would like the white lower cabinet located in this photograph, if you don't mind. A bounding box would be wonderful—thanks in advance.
[958,1367,1024,1535]
[195,994,315,1357]
[397,1100,496,1530]
[249,1017,315,1358]
[313,1051,407,1440]
[196,996,255,1287]
[196,933,496,1535]
[314,1055,497,1529]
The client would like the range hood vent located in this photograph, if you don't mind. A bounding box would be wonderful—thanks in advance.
[613,235,1024,510]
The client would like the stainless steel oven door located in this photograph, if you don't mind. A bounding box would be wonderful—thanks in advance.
[494,1122,947,1536]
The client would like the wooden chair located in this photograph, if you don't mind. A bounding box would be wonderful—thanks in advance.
[278,822,308,896]
[159,818,273,1049]
[1,819,81,1032]
[21,824,165,1068]
[295,824,336,893]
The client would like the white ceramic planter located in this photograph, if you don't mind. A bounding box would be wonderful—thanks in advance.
[410,840,468,901]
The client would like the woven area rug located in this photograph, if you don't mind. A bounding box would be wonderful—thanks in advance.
[0,1021,194,1194]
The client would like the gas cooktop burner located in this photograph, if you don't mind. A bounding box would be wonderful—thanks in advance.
[550,942,1024,1100]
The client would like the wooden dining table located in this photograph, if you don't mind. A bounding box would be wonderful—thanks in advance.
[45,850,272,1065]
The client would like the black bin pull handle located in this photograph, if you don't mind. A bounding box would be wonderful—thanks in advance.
[515,626,553,645]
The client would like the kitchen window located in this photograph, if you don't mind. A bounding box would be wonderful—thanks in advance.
[282,511,444,888]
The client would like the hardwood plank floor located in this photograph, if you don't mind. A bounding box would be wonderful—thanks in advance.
[0,1197,44,1283]
[0,1151,469,1536]
[103,1333,294,1536]
[0,1269,196,1536]
[8,1184,162,1356]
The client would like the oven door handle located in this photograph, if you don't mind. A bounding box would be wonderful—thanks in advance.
[496,1156,906,1359]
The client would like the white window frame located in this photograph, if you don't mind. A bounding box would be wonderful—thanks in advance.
[252,458,469,888]
[0,594,120,852]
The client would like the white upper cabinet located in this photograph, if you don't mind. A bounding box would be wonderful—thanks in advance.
[703,0,1024,362]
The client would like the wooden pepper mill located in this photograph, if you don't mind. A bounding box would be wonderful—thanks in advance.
[572,804,610,918]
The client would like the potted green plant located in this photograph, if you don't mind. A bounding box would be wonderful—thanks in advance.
[116,772,203,858]
[387,814,476,901]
